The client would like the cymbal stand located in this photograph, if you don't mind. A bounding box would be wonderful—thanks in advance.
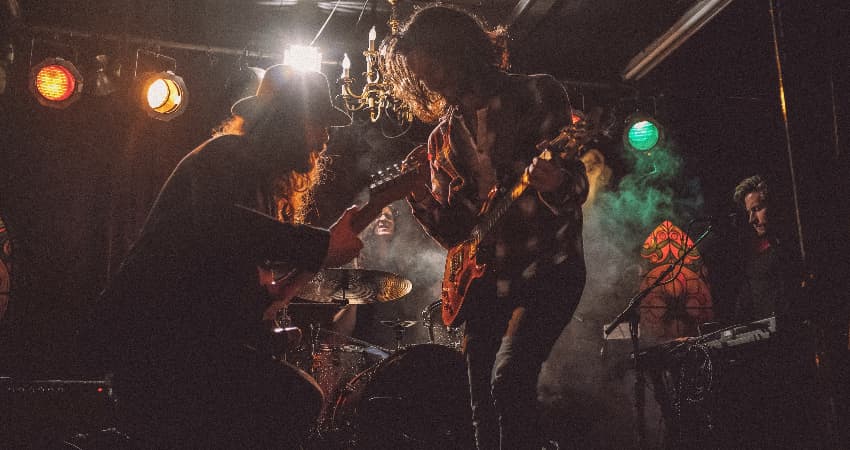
[309,283,348,361]
[604,223,713,448]
[381,319,417,352]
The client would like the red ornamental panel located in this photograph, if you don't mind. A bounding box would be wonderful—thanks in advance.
[638,220,713,340]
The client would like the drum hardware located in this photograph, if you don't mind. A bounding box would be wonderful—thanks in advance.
[317,327,392,357]
[294,327,390,433]
[379,319,417,351]
[330,344,474,448]
[421,300,464,350]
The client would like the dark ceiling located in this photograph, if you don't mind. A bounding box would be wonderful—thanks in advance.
[9,0,702,84]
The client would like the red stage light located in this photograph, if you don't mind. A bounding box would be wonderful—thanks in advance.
[28,57,84,109]
[35,64,76,101]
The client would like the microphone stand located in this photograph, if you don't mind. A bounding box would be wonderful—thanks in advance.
[604,223,713,448]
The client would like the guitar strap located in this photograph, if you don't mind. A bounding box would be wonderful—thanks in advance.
[432,110,465,195]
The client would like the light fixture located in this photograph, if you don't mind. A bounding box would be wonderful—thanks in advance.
[571,108,586,125]
[133,50,188,121]
[136,70,188,121]
[623,112,665,153]
[283,45,322,73]
[89,54,120,97]
[28,57,84,109]
[622,0,734,80]
[339,0,412,124]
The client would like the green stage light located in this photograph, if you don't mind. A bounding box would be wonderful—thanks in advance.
[624,113,664,152]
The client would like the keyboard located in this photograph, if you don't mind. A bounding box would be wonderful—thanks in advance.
[695,316,776,350]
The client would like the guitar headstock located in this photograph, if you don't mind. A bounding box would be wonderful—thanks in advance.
[351,148,425,234]
[369,162,410,191]
[538,108,604,159]
[369,144,426,193]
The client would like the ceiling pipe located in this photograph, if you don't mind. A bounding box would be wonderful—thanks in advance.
[622,0,734,81]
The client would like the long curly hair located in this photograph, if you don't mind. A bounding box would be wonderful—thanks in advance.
[214,114,328,223]
[381,5,509,124]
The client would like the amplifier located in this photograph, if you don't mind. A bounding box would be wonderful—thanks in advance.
[0,377,117,447]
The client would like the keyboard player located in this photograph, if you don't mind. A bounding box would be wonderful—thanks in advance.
[718,175,818,447]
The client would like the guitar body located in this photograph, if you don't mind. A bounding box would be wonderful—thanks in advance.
[441,239,487,327]
[436,121,594,328]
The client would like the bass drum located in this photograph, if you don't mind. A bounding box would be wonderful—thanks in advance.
[332,344,474,449]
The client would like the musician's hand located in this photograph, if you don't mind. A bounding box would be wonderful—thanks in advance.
[528,156,565,193]
[325,205,364,267]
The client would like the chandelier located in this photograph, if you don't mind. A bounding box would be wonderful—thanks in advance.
[338,0,412,124]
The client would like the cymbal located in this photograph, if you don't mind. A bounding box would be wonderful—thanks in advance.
[296,268,413,305]
[380,320,418,329]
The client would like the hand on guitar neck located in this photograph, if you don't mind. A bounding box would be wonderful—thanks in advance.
[527,151,566,193]
[440,123,592,327]
[260,151,425,320]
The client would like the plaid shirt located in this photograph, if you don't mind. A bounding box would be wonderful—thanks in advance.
[409,72,588,306]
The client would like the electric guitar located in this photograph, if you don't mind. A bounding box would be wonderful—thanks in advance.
[260,148,425,321]
[440,122,591,327]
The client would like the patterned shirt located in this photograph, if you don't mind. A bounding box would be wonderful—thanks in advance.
[409,72,588,309]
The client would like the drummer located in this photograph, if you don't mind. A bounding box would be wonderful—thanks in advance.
[330,203,438,349]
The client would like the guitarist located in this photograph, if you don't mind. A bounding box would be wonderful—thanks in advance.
[384,6,589,450]
[79,65,363,448]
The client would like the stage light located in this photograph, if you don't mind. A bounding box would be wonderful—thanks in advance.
[28,57,84,109]
[624,113,665,152]
[571,109,586,125]
[283,45,322,73]
[136,70,188,121]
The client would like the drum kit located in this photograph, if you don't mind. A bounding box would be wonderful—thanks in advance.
[276,268,472,449]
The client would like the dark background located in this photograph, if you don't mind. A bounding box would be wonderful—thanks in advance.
[1,0,848,446]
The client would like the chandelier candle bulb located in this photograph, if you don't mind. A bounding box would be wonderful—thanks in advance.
[342,54,351,78]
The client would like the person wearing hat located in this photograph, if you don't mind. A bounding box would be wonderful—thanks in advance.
[79,64,362,448]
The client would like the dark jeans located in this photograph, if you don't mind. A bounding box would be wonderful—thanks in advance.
[464,276,582,450]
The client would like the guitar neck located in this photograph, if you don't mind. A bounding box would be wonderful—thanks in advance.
[469,171,531,246]
[468,125,583,246]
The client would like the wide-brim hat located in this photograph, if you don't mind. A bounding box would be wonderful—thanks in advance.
[231,64,351,127]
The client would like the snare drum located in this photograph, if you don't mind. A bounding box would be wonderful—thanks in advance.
[421,300,464,350]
